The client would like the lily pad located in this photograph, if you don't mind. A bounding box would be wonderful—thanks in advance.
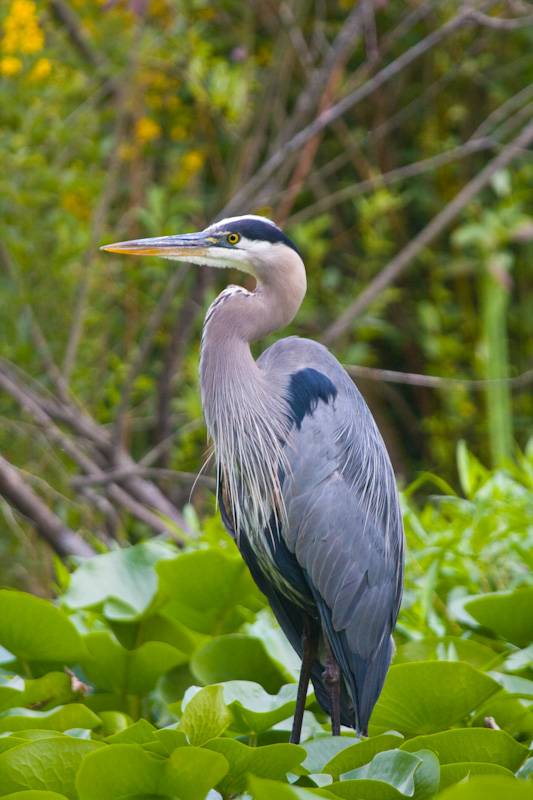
[81,632,187,694]
[0,592,83,664]
[370,662,502,737]
[400,728,529,771]
[322,734,404,780]
[464,589,533,648]
[0,736,104,797]
[191,636,290,694]
[177,685,232,745]
[62,542,176,622]
[219,681,300,734]
[204,738,306,795]
[76,742,228,800]
[0,705,101,734]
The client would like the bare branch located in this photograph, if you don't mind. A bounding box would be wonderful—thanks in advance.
[288,138,495,224]
[468,9,533,27]
[220,2,482,218]
[322,116,533,345]
[344,364,533,390]
[0,455,96,559]
[113,265,188,449]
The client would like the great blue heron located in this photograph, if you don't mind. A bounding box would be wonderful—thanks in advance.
[102,215,405,743]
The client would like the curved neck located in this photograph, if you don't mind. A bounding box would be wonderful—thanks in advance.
[198,247,306,535]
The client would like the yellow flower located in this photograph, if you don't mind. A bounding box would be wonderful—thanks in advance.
[28,56,51,80]
[1,0,44,54]
[135,117,161,143]
[0,55,22,75]
[181,149,205,176]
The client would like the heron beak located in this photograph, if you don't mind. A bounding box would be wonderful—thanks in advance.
[100,232,214,258]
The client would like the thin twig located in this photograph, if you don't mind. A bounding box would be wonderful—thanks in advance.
[0,455,96,559]
[345,364,533,390]
[322,116,533,345]
[219,1,481,218]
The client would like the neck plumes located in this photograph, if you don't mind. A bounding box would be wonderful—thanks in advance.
[199,246,306,538]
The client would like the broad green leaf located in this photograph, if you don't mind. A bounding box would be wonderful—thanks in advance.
[324,779,408,799]
[218,682,299,734]
[0,591,83,664]
[0,736,28,754]
[439,762,516,790]
[157,549,262,635]
[1,793,70,800]
[247,775,333,799]
[370,662,501,736]
[153,728,189,755]
[301,737,359,775]
[0,737,104,798]
[177,685,232,745]
[76,743,228,800]
[410,749,440,800]
[393,637,500,670]
[0,705,101,733]
[471,690,533,740]
[437,775,532,799]
[464,589,533,648]
[0,673,76,715]
[81,632,186,694]
[341,750,422,794]
[61,542,176,622]
[191,635,290,693]
[322,734,404,780]
[400,728,529,770]
[204,738,306,795]
[105,719,157,745]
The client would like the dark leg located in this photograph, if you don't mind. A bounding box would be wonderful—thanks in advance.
[290,617,318,744]
[323,632,341,736]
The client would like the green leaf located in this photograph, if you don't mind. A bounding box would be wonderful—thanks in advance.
[301,737,359,775]
[0,591,84,664]
[393,637,500,670]
[0,737,104,798]
[191,635,290,693]
[218,681,300,734]
[341,750,422,794]
[370,662,502,736]
[324,779,409,799]
[247,775,333,799]
[439,762,516,791]
[410,749,440,800]
[464,589,533,648]
[61,542,176,622]
[1,793,70,800]
[76,743,228,800]
[81,632,186,694]
[0,672,76,714]
[105,719,157,745]
[157,549,262,635]
[437,775,531,799]
[153,728,189,755]
[204,738,306,795]
[322,734,404,780]
[177,685,232,745]
[400,728,529,771]
[0,704,101,733]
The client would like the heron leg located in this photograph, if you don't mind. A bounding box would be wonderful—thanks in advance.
[290,616,318,745]
[323,633,341,736]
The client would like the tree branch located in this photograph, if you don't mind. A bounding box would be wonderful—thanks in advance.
[322,116,533,345]
[0,455,96,559]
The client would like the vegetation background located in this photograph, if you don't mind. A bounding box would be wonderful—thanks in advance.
[0,1,532,798]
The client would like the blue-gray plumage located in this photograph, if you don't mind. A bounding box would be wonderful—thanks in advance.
[101,214,405,742]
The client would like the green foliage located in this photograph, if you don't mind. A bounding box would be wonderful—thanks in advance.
[0,448,531,798]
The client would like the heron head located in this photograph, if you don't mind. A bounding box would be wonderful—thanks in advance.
[101,214,302,283]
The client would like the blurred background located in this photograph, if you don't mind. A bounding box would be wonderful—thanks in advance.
[1,0,532,592]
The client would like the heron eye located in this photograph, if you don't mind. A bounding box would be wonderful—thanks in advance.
[227,233,240,244]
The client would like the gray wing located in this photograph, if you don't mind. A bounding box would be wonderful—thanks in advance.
[267,341,404,734]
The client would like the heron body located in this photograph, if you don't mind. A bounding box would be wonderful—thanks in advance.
[102,214,405,741]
